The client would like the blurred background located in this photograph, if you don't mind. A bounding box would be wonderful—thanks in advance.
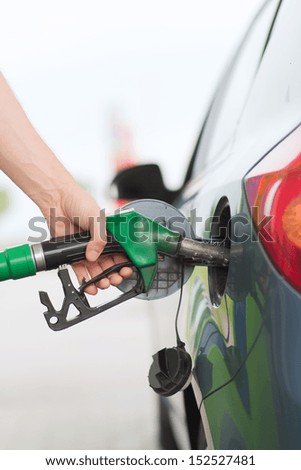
[0,0,263,449]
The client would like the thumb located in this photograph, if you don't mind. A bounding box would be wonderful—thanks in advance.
[86,208,107,262]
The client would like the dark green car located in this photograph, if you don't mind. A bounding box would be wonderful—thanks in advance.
[114,0,301,449]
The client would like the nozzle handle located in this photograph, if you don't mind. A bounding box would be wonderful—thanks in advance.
[39,231,124,271]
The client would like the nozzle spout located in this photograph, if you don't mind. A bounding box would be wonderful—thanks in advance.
[178,238,230,267]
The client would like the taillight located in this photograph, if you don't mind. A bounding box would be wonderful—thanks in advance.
[244,126,301,292]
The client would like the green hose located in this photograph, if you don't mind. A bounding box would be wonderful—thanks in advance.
[0,244,36,281]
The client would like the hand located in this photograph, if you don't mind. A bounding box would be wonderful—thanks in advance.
[0,72,132,292]
[43,185,133,295]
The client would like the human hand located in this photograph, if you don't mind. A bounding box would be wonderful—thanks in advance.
[0,72,131,292]
[42,184,133,295]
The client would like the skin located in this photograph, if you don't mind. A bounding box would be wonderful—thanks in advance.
[0,72,132,294]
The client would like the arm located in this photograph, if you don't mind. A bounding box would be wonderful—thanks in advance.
[0,72,132,293]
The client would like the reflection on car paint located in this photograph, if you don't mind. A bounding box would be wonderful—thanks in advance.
[186,209,280,448]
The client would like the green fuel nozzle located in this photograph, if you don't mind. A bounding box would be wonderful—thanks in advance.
[0,210,182,290]
[0,201,229,331]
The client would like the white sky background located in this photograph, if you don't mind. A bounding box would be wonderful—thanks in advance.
[0,0,264,241]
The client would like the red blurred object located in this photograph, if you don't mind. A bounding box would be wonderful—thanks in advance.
[115,198,131,208]
[111,114,137,173]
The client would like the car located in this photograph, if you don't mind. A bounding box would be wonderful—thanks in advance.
[111,0,301,449]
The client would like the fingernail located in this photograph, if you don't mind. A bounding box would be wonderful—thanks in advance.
[87,250,99,262]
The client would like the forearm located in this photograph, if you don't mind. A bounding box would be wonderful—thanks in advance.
[0,73,131,290]
[0,72,77,213]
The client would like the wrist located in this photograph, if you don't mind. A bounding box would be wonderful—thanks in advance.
[32,175,78,217]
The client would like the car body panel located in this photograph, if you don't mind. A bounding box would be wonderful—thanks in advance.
[168,0,301,449]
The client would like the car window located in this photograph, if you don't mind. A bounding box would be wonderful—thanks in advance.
[191,0,280,178]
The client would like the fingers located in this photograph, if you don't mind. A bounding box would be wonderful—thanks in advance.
[86,209,107,262]
[72,262,97,295]
[99,254,134,286]
[88,261,110,290]
[112,254,133,279]
[72,254,134,294]
[90,254,133,289]
[119,266,134,278]
[98,255,124,287]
